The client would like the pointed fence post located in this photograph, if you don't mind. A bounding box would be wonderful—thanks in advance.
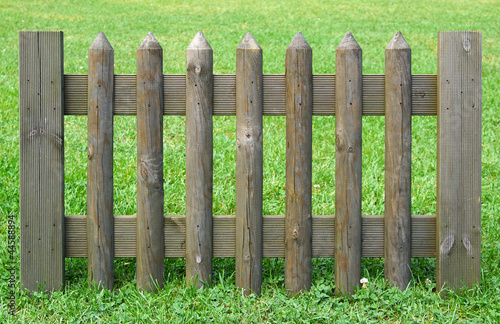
[335,32,363,295]
[19,31,65,293]
[384,32,412,291]
[87,32,114,290]
[235,32,264,296]
[136,32,165,293]
[186,31,214,289]
[285,32,313,296]
[436,31,482,292]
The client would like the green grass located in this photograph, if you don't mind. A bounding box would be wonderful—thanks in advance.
[1,0,499,322]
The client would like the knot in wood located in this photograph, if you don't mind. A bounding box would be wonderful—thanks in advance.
[196,256,202,264]
[292,229,298,239]
[195,65,202,74]
[462,38,471,52]
[140,163,149,181]
[348,146,353,153]
[87,145,94,160]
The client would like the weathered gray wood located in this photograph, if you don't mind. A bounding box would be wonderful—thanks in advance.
[185,31,214,289]
[87,32,114,290]
[436,31,482,292]
[285,32,313,296]
[335,32,363,295]
[64,215,436,258]
[63,74,438,116]
[19,31,65,293]
[136,32,165,293]
[235,33,264,296]
[384,32,412,291]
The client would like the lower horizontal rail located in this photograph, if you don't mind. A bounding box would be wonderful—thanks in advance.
[66,215,436,258]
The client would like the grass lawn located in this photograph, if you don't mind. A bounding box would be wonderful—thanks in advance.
[1,0,499,322]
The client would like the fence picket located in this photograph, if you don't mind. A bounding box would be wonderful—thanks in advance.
[136,32,165,293]
[334,32,363,295]
[285,32,313,296]
[185,32,214,288]
[235,32,264,296]
[384,32,412,291]
[87,32,114,290]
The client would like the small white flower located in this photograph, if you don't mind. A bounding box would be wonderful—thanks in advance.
[313,184,320,188]
[360,277,369,288]
[425,278,432,286]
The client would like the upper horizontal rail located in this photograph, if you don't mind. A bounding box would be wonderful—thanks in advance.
[64,74,437,116]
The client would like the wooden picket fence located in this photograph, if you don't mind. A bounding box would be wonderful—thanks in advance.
[19,30,482,296]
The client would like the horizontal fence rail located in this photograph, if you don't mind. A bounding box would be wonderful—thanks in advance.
[64,74,438,116]
[19,30,481,297]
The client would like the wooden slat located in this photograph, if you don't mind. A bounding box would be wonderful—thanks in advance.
[87,32,114,290]
[235,33,264,296]
[20,31,65,293]
[384,32,412,291]
[136,33,165,293]
[63,74,437,116]
[64,215,436,258]
[285,32,313,296]
[334,32,363,295]
[436,31,482,292]
[185,32,213,288]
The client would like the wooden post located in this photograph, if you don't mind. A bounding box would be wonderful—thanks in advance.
[87,32,114,290]
[285,32,313,296]
[384,32,412,291]
[185,31,213,288]
[136,32,165,293]
[335,32,363,295]
[436,31,482,292]
[19,31,65,293]
[235,32,264,296]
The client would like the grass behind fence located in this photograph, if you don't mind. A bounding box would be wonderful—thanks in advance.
[1,0,499,322]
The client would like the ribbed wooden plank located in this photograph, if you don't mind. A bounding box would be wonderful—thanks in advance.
[335,32,363,295]
[437,31,482,292]
[87,32,114,290]
[235,33,264,296]
[384,32,412,291]
[185,32,214,288]
[285,32,313,296]
[64,215,436,258]
[63,74,437,116]
[136,32,165,293]
[20,31,65,293]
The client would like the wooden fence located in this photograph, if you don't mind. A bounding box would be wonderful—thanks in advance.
[19,30,482,296]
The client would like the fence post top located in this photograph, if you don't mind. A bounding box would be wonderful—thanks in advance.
[386,31,410,50]
[336,31,361,51]
[187,31,212,50]
[237,32,261,50]
[89,32,113,51]
[138,32,162,50]
[287,32,311,51]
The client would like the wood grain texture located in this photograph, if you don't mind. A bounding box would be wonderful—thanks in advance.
[334,32,362,296]
[436,31,482,292]
[87,32,114,290]
[285,32,313,296]
[19,31,65,293]
[64,215,436,258]
[185,32,214,288]
[235,33,264,296]
[384,32,412,291]
[136,32,165,293]
[63,74,437,116]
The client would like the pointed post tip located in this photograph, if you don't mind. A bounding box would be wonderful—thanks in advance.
[337,31,361,50]
[138,32,162,50]
[188,31,212,50]
[287,32,311,50]
[237,32,261,50]
[89,32,113,50]
[386,31,410,50]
